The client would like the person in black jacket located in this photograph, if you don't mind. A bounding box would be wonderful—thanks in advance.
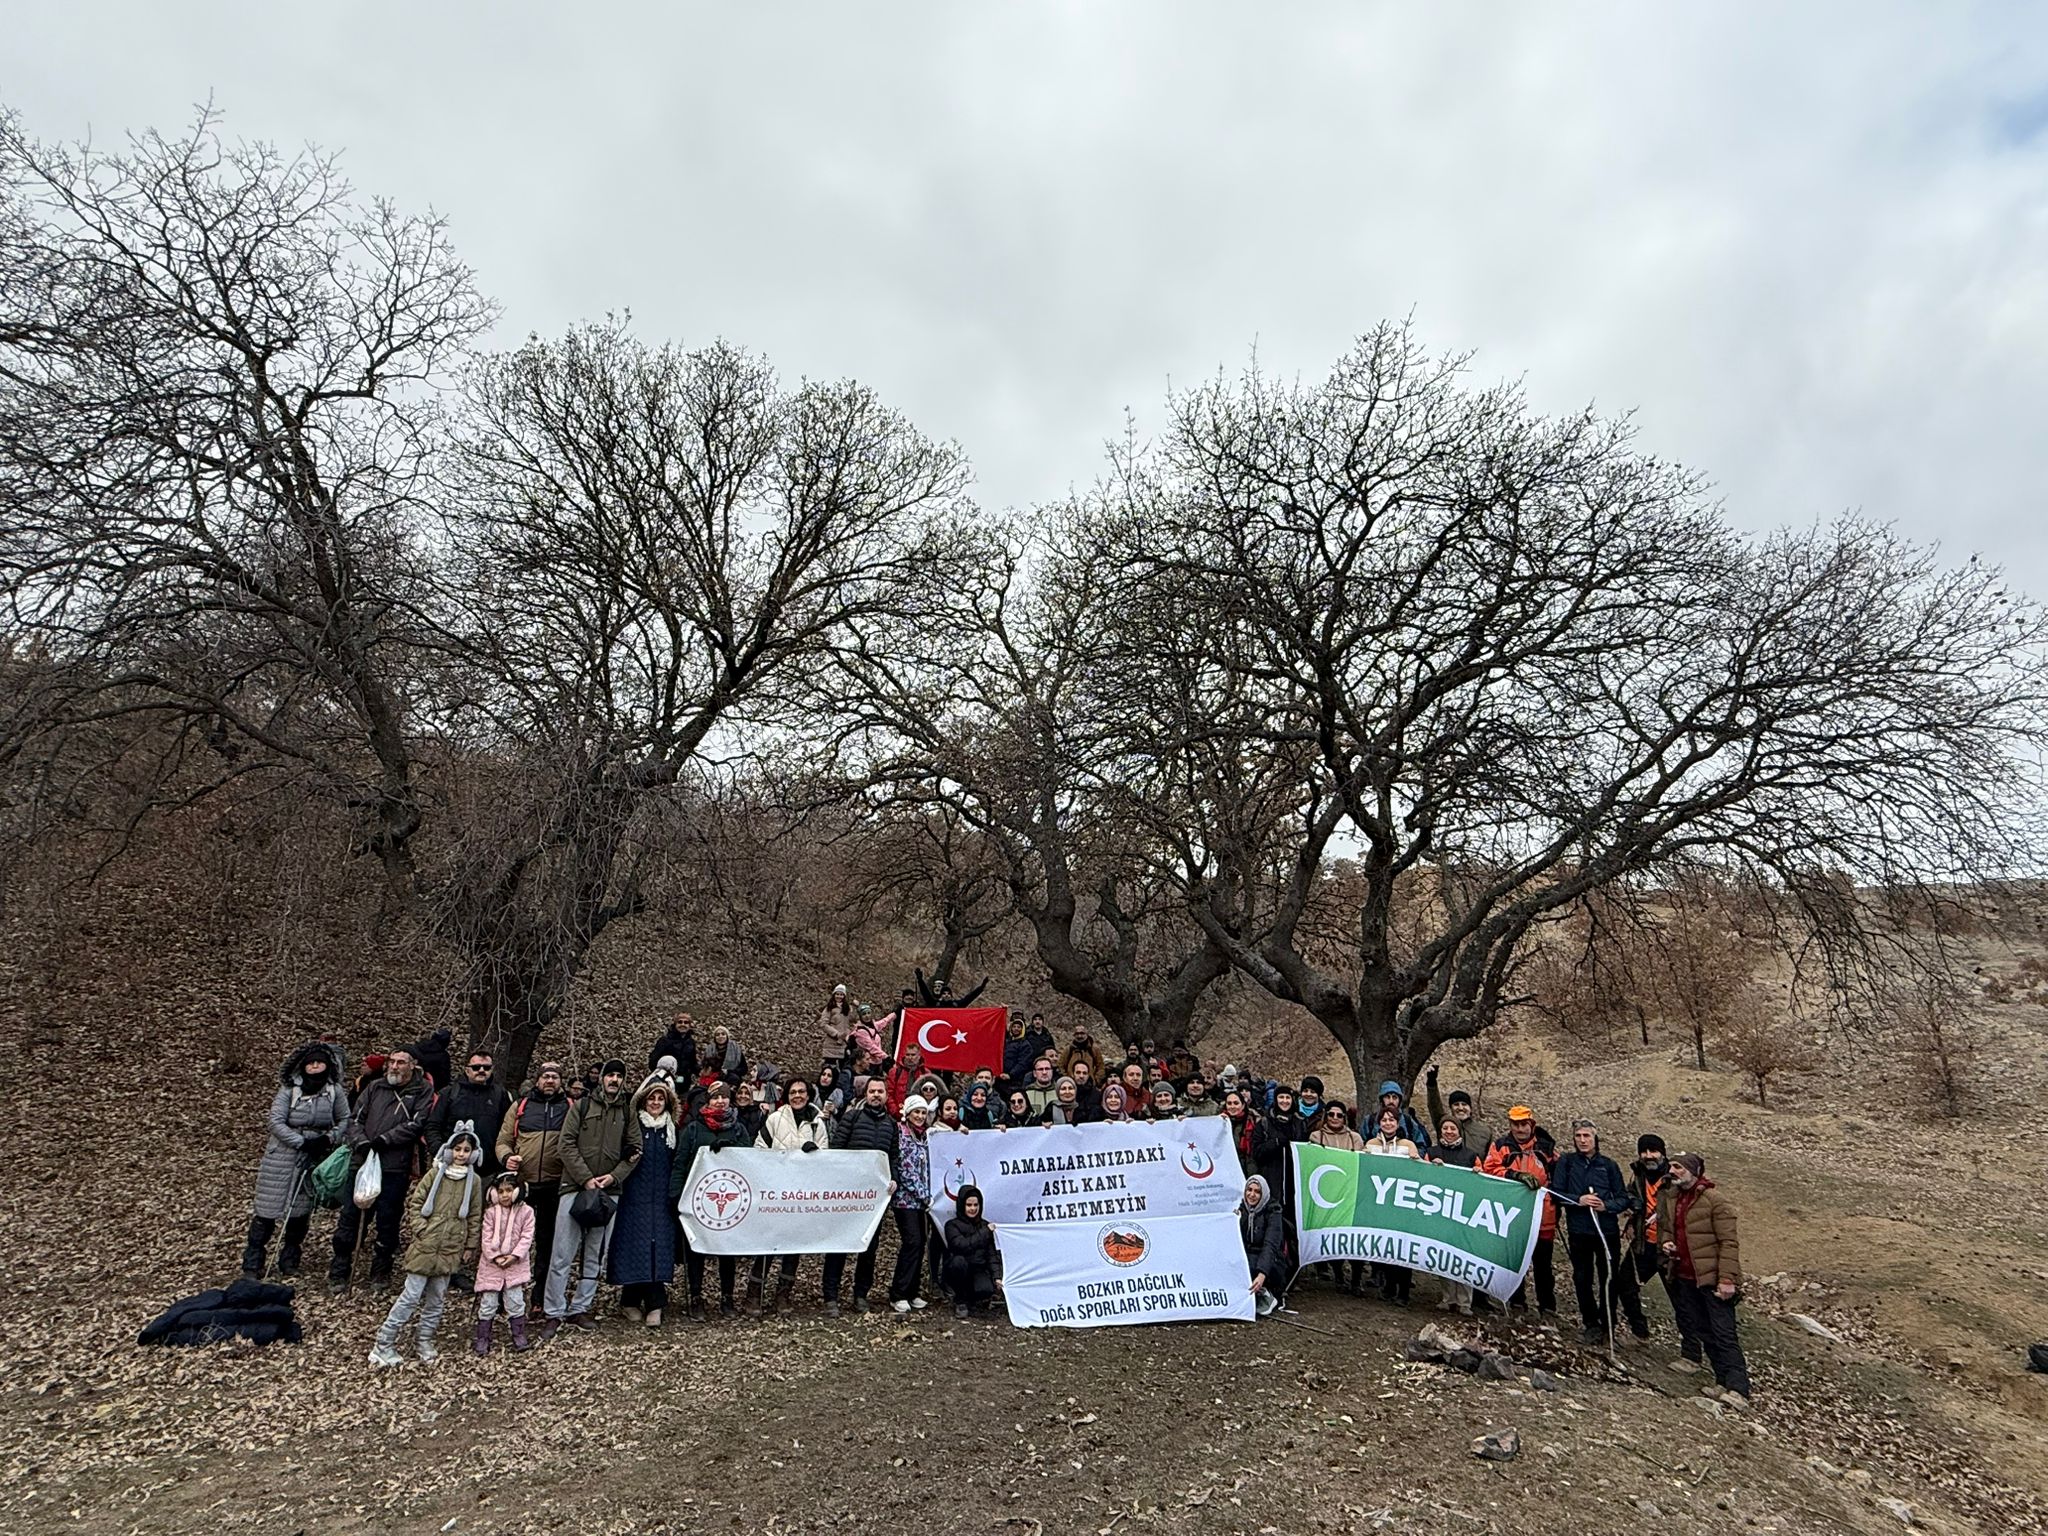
[942,1185,1001,1317]
[426,1050,513,1178]
[1550,1119,1649,1348]
[647,1010,701,1082]
[327,1049,433,1294]
[1241,1175,1286,1316]
[411,1028,455,1091]
[823,1077,902,1316]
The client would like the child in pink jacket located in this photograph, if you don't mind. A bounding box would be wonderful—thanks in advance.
[473,1172,536,1354]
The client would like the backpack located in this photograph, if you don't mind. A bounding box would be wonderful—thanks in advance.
[308,1145,354,1210]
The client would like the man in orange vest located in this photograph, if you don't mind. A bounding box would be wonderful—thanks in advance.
[1481,1105,1558,1317]
[1626,1133,1700,1368]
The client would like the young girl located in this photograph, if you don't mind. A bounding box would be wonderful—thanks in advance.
[473,1170,535,1354]
[370,1123,484,1367]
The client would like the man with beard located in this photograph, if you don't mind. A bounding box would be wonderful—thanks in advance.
[327,1047,432,1294]
[1627,1133,1698,1364]
[497,1060,573,1286]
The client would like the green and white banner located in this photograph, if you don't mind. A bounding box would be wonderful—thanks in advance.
[1290,1144,1541,1303]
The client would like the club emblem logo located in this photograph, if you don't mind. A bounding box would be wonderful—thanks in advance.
[1097,1224,1149,1267]
[1180,1141,1216,1179]
[691,1168,753,1231]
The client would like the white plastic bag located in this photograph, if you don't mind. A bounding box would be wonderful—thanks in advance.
[352,1152,383,1209]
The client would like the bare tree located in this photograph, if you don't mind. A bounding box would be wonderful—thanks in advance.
[0,114,970,1083]
[835,513,1234,1050]
[839,799,1011,990]
[1088,323,2048,1098]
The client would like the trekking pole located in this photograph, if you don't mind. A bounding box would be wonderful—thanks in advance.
[1544,1188,1618,1358]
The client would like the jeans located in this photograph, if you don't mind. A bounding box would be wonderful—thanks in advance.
[476,1286,527,1321]
[375,1273,451,1348]
[330,1165,410,1282]
[543,1197,615,1319]
[1671,1282,1752,1395]
[243,1212,311,1276]
[887,1208,926,1302]
[822,1221,884,1303]
[527,1181,562,1290]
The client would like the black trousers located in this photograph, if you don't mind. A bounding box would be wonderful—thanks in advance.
[752,1253,800,1289]
[685,1251,737,1303]
[527,1181,562,1290]
[1660,1271,1703,1357]
[1511,1236,1557,1313]
[1671,1281,1751,1394]
[822,1221,884,1303]
[243,1212,311,1275]
[944,1255,997,1307]
[329,1168,409,1282]
[1567,1227,1649,1336]
[1372,1262,1412,1301]
[927,1226,950,1295]
[620,1281,668,1310]
[887,1208,925,1302]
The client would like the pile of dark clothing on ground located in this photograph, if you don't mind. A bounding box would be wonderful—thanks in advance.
[139,1278,301,1347]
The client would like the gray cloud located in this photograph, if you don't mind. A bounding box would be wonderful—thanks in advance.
[10,0,2046,589]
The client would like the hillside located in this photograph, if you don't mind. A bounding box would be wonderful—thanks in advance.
[2,825,2046,1535]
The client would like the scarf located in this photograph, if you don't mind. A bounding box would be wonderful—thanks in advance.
[639,1108,676,1148]
[699,1100,731,1132]
[1231,1113,1254,1160]
[420,1161,474,1219]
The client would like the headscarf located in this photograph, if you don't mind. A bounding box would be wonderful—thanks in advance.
[636,1083,677,1148]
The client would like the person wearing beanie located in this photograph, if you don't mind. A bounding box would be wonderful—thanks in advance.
[1295,1076,1325,1119]
[1372,1079,1433,1150]
[1481,1105,1560,1317]
[941,1184,1001,1317]
[541,1059,641,1338]
[1423,1065,1492,1155]
[369,1124,483,1367]
[410,1027,455,1090]
[887,1096,935,1313]
[1550,1119,1649,1349]
[1626,1132,1696,1362]
[1657,1154,1750,1406]
[822,1076,903,1316]
[328,1046,432,1296]
[473,1170,535,1354]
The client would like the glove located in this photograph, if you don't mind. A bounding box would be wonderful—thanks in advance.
[1425,1065,1439,1083]
[1515,1173,1541,1191]
[300,1134,331,1161]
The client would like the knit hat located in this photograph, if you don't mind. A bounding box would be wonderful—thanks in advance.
[1300,1075,1324,1096]
[1637,1133,1667,1155]
[1675,1153,1706,1178]
[599,1057,628,1076]
[902,1094,934,1117]
[1447,1089,1473,1107]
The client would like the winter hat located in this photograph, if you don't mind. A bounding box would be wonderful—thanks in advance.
[1376,1079,1404,1099]
[901,1094,934,1117]
[1507,1104,1535,1122]
[1675,1153,1706,1179]
[955,1183,985,1215]
[834,983,848,995]
[1447,1089,1473,1107]
[421,1121,480,1218]
[599,1057,628,1076]
[1300,1075,1324,1097]
[1637,1133,1667,1155]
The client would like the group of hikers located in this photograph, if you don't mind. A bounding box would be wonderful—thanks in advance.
[242,984,1751,1407]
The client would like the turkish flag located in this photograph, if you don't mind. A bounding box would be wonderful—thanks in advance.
[896,1007,1006,1075]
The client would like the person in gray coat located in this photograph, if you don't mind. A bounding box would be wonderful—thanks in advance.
[243,1041,351,1279]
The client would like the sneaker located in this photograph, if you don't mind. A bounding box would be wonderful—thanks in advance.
[824,1302,842,1319]
[621,1305,644,1324]
[1669,1358,1702,1375]
[852,1298,871,1314]
[891,1299,912,1314]
[415,1338,440,1364]
[908,1298,928,1311]
[644,1309,662,1328]
[367,1343,403,1369]
[564,1312,598,1332]
[1700,1383,1725,1401]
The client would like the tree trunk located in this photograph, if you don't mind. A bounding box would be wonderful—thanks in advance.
[468,977,554,1089]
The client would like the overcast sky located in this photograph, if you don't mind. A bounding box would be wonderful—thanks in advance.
[9,2,2047,591]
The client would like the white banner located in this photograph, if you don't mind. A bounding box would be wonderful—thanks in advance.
[996,1211,1255,1328]
[925,1118,1242,1230]
[674,1148,892,1255]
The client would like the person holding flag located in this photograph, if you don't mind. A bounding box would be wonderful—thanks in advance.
[893,998,1007,1081]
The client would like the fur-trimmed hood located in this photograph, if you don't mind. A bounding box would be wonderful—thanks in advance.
[280,1040,346,1090]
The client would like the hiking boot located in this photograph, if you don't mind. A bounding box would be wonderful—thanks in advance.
[508,1317,532,1352]
[743,1279,764,1318]
[368,1343,403,1369]
[563,1312,597,1333]
[276,1251,302,1278]
[687,1298,707,1323]
[325,1278,350,1298]
[1580,1325,1605,1347]
[1668,1357,1702,1375]
[369,1271,396,1296]
[824,1301,842,1319]
[1719,1390,1750,1411]
[852,1297,871,1314]
[473,1320,492,1357]
[415,1336,440,1365]
[954,1304,970,1319]
[771,1278,794,1314]
[538,1318,563,1344]
[718,1299,737,1319]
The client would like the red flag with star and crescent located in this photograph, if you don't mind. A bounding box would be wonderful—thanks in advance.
[895,1007,1006,1075]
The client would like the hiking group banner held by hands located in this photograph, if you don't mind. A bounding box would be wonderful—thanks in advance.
[924,1118,1241,1229]
[1290,1144,1542,1304]
[675,1149,892,1256]
[996,1211,1255,1328]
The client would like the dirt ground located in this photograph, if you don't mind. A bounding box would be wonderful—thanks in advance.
[3,864,2046,1536]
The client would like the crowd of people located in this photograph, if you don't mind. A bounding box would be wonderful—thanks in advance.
[242,988,1750,1406]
